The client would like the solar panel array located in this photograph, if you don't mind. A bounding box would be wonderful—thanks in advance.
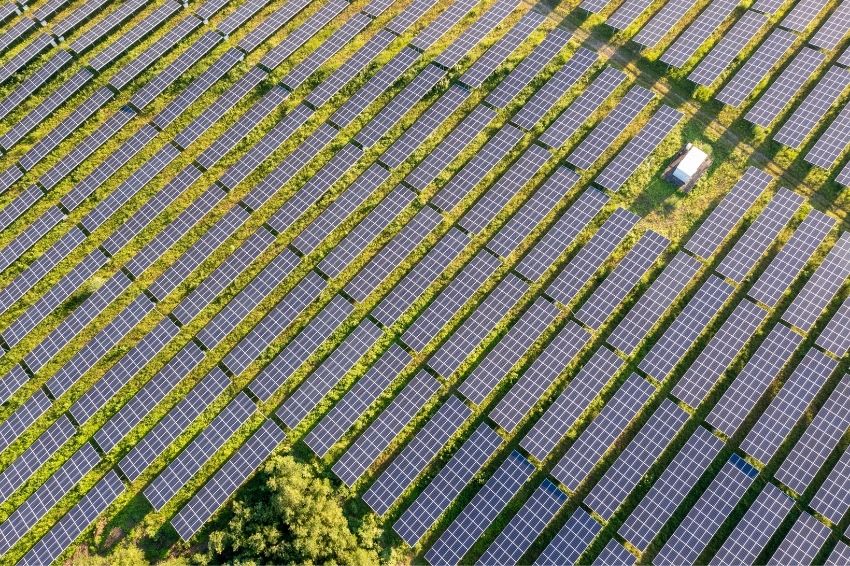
[745,48,825,127]
[774,66,850,149]
[659,0,739,68]
[716,29,796,107]
[688,10,767,86]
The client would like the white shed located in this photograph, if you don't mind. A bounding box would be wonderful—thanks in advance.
[672,144,709,185]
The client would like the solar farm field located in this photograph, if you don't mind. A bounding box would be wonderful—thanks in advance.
[0,0,847,563]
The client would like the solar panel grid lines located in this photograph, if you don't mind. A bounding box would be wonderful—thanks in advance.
[709,483,794,566]
[594,540,636,566]
[94,342,205,453]
[684,166,773,258]
[0,364,28,405]
[318,185,416,279]
[566,86,655,170]
[0,441,99,555]
[50,0,112,38]
[546,207,641,306]
[369,224,468,325]
[484,26,573,109]
[594,105,682,191]
[459,9,546,88]
[632,0,700,48]
[688,10,768,87]
[0,415,75,503]
[458,143,552,235]
[303,344,411,458]
[393,422,502,546]
[489,320,590,433]
[654,455,758,566]
[807,99,850,167]
[458,296,559,406]
[751,0,785,13]
[21,470,125,566]
[277,319,383,428]
[706,322,804,437]
[781,0,831,31]
[432,0,517,70]
[385,0,437,35]
[355,64,447,149]
[775,373,850,494]
[551,373,656,491]
[534,507,601,566]
[0,206,63,276]
[607,0,653,30]
[768,512,831,565]
[0,390,51,453]
[66,0,150,55]
[520,345,624,461]
[195,0,232,21]
[748,209,836,307]
[118,368,230,482]
[0,165,23,196]
[782,231,850,331]
[409,0,479,52]
[405,104,499,193]
[291,164,391,254]
[659,0,741,68]
[144,392,256,511]
[818,296,850,356]
[811,448,850,524]
[584,399,689,520]
[841,46,850,68]
[671,298,768,409]
[575,230,669,330]
[774,66,850,149]
[580,0,613,13]
[746,48,826,127]
[0,49,72,122]
[0,18,36,59]
[828,542,850,565]
[477,479,567,566]
[215,0,270,36]
[812,0,850,50]
[222,272,330,382]
[716,28,797,107]
[332,371,441,487]
[171,419,286,541]
[425,450,535,565]
[516,187,609,282]
[236,0,312,54]
[400,250,500,352]
[362,395,471,515]
[487,166,580,258]
[538,66,627,150]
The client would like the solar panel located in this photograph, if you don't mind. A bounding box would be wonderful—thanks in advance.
[0,390,51,453]
[216,0,269,35]
[782,232,850,331]
[515,188,609,282]
[716,29,796,107]
[539,67,627,149]
[344,206,443,303]
[303,344,410,457]
[0,49,71,121]
[0,442,99,554]
[458,297,559,405]
[751,0,784,13]
[776,373,850,493]
[385,0,437,35]
[0,18,36,58]
[811,448,850,524]
[581,0,614,13]
[485,27,572,109]
[458,144,551,235]
[246,294,352,401]
[740,348,838,464]
[171,419,286,541]
[362,395,470,515]
[654,455,757,566]
[0,364,28,405]
[748,209,835,307]
[362,0,394,17]
[318,186,415,278]
[392,422,503,545]
[432,0,516,70]
[768,512,830,565]
[520,346,624,461]
[410,0,478,52]
[118,368,230,482]
[710,483,794,566]
[552,373,655,491]
[67,0,149,54]
[781,0,830,31]
[660,0,740,68]
[828,542,850,565]
[332,371,441,486]
[684,167,773,258]
[607,0,655,29]
[21,470,124,565]
[595,105,682,191]
[688,10,767,86]
[51,0,112,37]
[806,99,850,167]
[818,296,850,357]
[585,399,688,519]
[840,46,850,67]
[745,48,825,126]
[405,104,498,192]
[196,0,233,20]
[618,426,724,550]
[400,250,500,352]
[0,415,75,502]
[489,321,590,433]
[546,208,641,306]
[459,10,545,88]
[672,299,767,408]
[94,342,205,453]
[88,1,181,72]
[0,164,22,195]
[774,66,850,149]
[633,0,699,48]
[236,0,311,54]
[478,480,567,566]
[594,540,635,566]
[277,320,382,428]
[425,451,534,565]
[145,393,255,511]
[534,508,601,565]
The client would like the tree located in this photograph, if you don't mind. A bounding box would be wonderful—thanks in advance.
[71,543,187,566]
[204,455,381,565]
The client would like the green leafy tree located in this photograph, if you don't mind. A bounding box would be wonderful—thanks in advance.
[204,455,381,565]
[71,543,187,566]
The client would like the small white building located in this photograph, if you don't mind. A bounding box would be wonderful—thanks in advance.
[672,144,709,185]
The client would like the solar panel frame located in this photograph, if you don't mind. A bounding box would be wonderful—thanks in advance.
[534,508,601,565]
[0,415,75,503]
[781,0,831,31]
[659,0,740,68]
[409,0,478,52]
[817,295,850,357]
[768,512,831,565]
[774,66,850,149]
[688,10,768,86]
[633,0,699,48]
[432,0,517,70]
[806,99,850,167]
[716,28,797,108]
[745,48,825,127]
[811,0,850,50]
